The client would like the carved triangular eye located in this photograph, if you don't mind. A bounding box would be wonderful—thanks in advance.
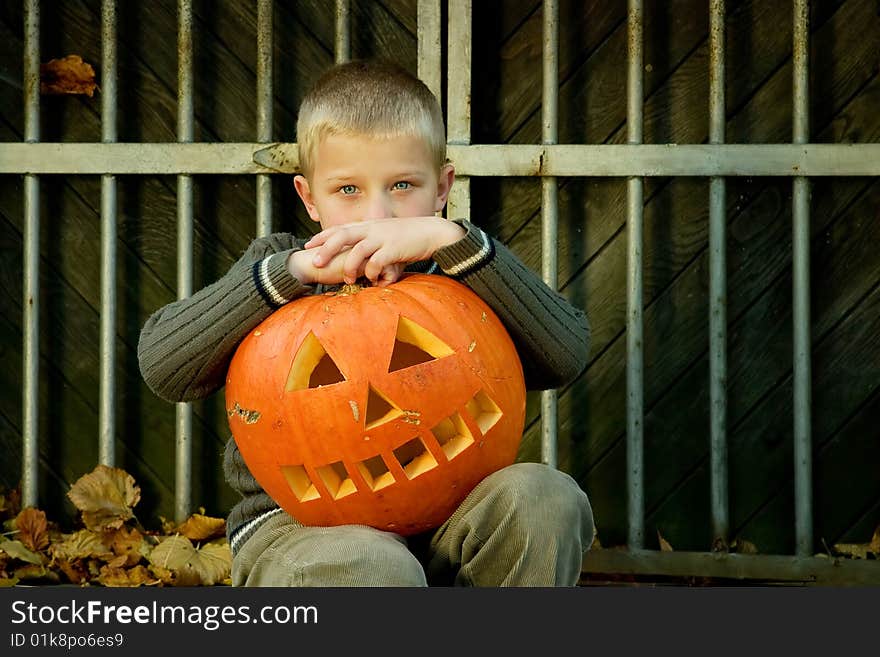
[389,316,454,372]
[286,331,346,391]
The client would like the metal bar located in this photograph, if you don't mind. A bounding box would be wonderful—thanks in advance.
[256,0,273,237]
[417,0,442,105]
[22,0,40,508]
[335,0,350,64]
[581,549,880,586]
[626,0,645,550]
[176,0,194,523]
[792,0,813,557]
[708,0,728,548]
[540,0,559,469]
[6,143,880,176]
[447,0,471,219]
[99,0,118,467]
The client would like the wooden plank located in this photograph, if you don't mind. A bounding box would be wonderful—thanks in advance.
[581,549,880,586]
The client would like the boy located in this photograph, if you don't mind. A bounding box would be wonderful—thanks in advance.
[138,59,595,586]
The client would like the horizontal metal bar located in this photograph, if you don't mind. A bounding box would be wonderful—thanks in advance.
[582,549,880,586]
[3,143,880,176]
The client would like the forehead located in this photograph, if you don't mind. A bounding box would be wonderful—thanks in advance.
[312,132,435,177]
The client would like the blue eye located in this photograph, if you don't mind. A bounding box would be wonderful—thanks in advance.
[393,181,411,191]
[340,185,357,195]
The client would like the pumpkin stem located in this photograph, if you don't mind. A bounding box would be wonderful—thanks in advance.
[337,277,372,296]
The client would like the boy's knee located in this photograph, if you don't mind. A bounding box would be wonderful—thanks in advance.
[482,462,594,544]
[295,525,427,586]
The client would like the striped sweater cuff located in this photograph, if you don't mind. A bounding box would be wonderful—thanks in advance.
[432,219,495,277]
[251,250,300,309]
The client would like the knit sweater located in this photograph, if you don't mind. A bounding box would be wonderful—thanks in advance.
[137,219,590,554]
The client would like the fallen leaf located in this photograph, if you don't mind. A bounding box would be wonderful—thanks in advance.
[107,526,151,566]
[55,558,90,585]
[14,563,58,583]
[40,55,97,96]
[731,538,759,554]
[97,564,156,587]
[67,465,140,532]
[148,535,231,586]
[174,513,226,541]
[833,542,872,560]
[0,536,45,565]
[15,507,50,552]
[50,529,112,561]
[657,530,674,552]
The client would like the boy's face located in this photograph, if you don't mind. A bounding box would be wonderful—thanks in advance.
[293,133,454,229]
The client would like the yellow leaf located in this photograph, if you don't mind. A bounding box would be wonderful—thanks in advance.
[870,525,880,556]
[15,507,49,552]
[657,530,674,552]
[175,513,226,541]
[107,526,152,566]
[67,465,140,532]
[0,536,45,565]
[833,542,871,559]
[50,529,112,561]
[97,564,157,588]
[14,563,58,583]
[148,536,231,586]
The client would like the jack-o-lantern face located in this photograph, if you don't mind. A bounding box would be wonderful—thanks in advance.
[225,274,526,535]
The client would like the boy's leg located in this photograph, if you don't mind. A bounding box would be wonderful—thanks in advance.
[422,462,595,586]
[232,512,428,586]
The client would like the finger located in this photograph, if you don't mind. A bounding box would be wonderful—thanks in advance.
[342,240,381,284]
[363,247,397,284]
[311,228,365,266]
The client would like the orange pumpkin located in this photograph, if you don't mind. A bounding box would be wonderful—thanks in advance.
[224,273,526,535]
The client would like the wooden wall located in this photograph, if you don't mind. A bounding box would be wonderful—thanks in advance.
[0,0,877,556]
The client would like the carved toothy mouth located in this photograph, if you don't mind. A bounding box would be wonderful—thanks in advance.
[279,387,503,503]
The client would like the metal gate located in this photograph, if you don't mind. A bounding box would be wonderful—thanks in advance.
[3,0,879,584]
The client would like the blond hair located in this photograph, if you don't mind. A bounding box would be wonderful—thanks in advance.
[296,59,446,177]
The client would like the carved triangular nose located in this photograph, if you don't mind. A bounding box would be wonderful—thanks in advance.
[364,385,403,429]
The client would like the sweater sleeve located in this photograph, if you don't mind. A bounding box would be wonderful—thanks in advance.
[431,219,591,390]
[138,233,313,403]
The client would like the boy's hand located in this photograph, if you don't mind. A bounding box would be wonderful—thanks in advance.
[303,217,465,286]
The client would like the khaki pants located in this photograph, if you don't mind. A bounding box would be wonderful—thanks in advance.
[232,462,595,587]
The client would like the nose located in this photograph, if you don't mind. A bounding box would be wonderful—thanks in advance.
[361,192,393,221]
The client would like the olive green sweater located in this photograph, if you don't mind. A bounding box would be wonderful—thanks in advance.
[138,219,590,553]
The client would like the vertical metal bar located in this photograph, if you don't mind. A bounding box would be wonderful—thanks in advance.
[335,0,350,64]
[792,0,813,557]
[447,0,471,219]
[626,0,645,550]
[99,0,118,467]
[708,0,728,548]
[22,0,40,508]
[417,0,442,105]
[256,0,273,238]
[176,0,194,522]
[541,0,560,469]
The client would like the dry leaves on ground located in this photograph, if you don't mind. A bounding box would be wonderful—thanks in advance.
[0,465,230,587]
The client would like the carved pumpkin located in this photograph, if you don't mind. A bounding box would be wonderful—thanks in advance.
[224,273,526,535]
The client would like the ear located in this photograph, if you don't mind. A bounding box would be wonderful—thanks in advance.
[433,163,456,214]
[294,175,321,223]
